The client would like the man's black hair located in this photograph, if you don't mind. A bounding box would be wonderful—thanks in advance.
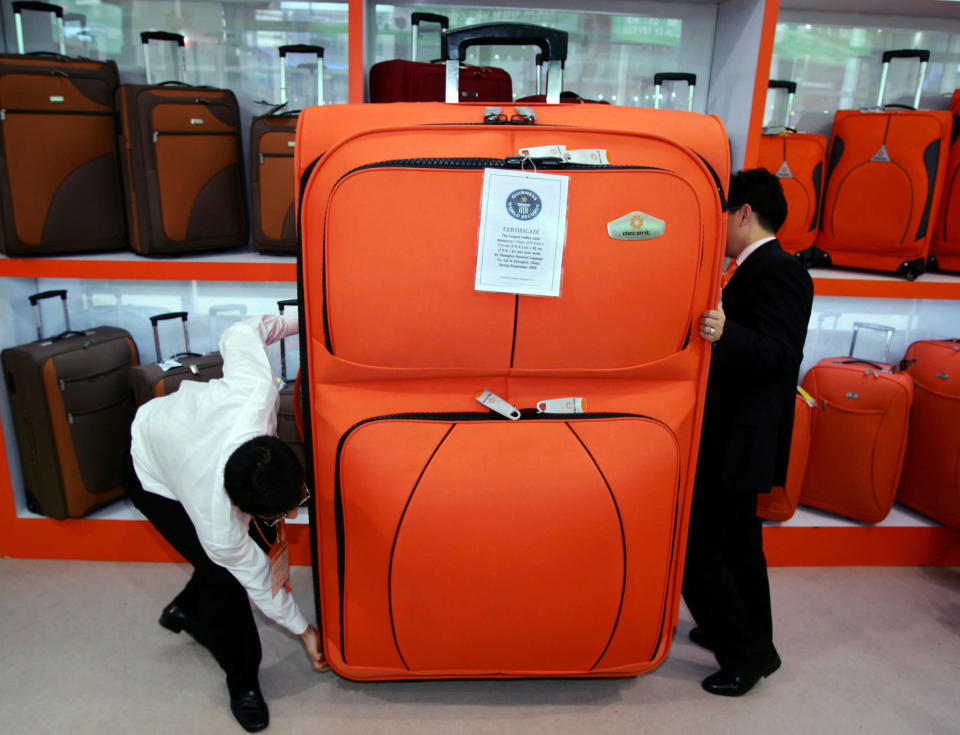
[727,168,788,234]
[224,435,304,517]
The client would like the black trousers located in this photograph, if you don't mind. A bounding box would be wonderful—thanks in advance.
[124,456,275,695]
[681,483,777,672]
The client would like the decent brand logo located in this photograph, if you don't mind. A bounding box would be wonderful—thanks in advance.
[607,210,666,241]
[506,189,542,220]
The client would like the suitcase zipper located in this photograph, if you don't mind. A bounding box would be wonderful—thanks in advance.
[1,108,113,118]
[259,152,294,164]
[67,394,132,424]
[333,409,675,665]
[58,359,132,390]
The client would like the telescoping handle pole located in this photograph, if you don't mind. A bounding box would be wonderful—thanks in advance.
[442,22,568,104]
[13,2,66,56]
[28,289,70,341]
[849,322,896,364]
[878,49,929,109]
[277,299,299,383]
[411,12,448,63]
[767,80,797,128]
[149,312,192,362]
[279,45,325,107]
[653,73,696,111]
[141,31,187,86]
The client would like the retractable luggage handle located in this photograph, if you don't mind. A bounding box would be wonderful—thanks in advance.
[277,299,299,383]
[28,290,82,341]
[653,72,696,111]
[764,80,797,131]
[149,312,198,362]
[847,322,896,364]
[877,49,929,110]
[411,12,449,63]
[534,53,566,96]
[140,31,187,86]
[14,2,66,56]
[279,45,325,107]
[442,23,568,104]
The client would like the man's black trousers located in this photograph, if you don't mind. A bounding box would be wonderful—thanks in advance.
[124,457,275,695]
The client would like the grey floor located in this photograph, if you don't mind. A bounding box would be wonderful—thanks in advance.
[0,560,957,735]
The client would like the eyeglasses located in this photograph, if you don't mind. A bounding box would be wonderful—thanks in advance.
[262,484,311,527]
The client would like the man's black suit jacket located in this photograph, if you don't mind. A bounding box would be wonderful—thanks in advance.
[696,239,814,495]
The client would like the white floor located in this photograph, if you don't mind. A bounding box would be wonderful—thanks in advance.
[0,560,957,735]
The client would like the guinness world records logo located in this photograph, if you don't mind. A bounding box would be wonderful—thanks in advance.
[506,189,542,220]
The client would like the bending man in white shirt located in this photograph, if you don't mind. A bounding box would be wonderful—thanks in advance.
[125,313,325,733]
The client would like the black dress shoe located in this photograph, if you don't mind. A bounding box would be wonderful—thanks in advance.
[158,602,199,634]
[702,654,781,697]
[689,627,716,652]
[230,688,269,732]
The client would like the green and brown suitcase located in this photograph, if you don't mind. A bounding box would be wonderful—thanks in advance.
[1,290,139,519]
[0,1,127,255]
[251,45,324,254]
[129,311,223,407]
[116,31,248,255]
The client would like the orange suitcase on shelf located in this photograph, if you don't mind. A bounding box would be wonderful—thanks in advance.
[295,22,729,681]
[757,81,827,255]
[757,387,816,523]
[929,89,960,273]
[809,50,951,279]
[895,339,960,527]
[798,323,914,524]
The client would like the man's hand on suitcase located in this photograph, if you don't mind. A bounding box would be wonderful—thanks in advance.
[700,301,725,343]
[299,624,330,672]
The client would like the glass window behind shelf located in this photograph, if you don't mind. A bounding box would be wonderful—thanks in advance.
[373,4,716,109]
[769,15,960,137]
[3,1,349,108]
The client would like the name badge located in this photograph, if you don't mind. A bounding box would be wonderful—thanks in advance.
[269,521,292,596]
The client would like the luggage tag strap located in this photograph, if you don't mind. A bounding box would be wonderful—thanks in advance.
[796,386,817,407]
[537,397,586,414]
[475,390,520,420]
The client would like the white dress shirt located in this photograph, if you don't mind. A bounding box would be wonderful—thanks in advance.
[736,235,777,266]
[131,314,308,636]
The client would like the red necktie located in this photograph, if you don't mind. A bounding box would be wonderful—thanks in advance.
[721,260,738,289]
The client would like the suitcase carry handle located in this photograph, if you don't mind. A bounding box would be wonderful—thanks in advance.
[833,358,888,371]
[765,79,797,129]
[849,322,895,363]
[412,13,449,63]
[653,72,696,111]
[141,30,187,85]
[14,1,65,55]
[442,23,568,104]
[150,312,191,362]
[278,299,299,383]
[28,290,71,340]
[279,45,325,107]
[878,48,928,109]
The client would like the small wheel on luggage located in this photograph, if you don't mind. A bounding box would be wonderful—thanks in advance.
[25,491,42,515]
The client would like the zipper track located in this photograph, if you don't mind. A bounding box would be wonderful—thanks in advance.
[334,410,665,665]
[1,108,112,117]
[59,359,131,386]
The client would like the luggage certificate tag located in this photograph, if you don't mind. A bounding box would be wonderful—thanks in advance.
[475,168,569,297]
[255,518,292,596]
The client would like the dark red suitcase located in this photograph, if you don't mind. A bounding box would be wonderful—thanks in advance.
[1,290,139,519]
[251,45,324,254]
[0,2,126,255]
[370,13,513,103]
[117,31,248,255]
[275,299,304,469]
[129,311,223,408]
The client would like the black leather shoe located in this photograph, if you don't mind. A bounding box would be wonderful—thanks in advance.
[230,688,269,732]
[158,602,198,635]
[701,654,781,697]
[689,627,716,652]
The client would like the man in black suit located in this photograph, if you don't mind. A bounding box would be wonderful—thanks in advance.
[683,168,814,696]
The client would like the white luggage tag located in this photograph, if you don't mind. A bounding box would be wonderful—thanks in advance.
[475,390,521,420]
[536,397,586,414]
[565,149,610,165]
[157,358,183,372]
[518,144,567,159]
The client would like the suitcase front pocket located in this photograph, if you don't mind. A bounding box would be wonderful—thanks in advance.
[334,412,681,675]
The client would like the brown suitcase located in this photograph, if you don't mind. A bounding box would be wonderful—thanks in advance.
[129,311,223,407]
[275,299,304,468]
[0,2,126,255]
[251,45,324,254]
[116,31,248,255]
[1,290,139,519]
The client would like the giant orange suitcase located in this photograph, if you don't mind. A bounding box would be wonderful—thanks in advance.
[295,22,728,681]
[809,50,951,279]
[757,81,827,255]
[757,387,816,523]
[895,339,960,527]
[929,90,960,273]
[798,324,914,523]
